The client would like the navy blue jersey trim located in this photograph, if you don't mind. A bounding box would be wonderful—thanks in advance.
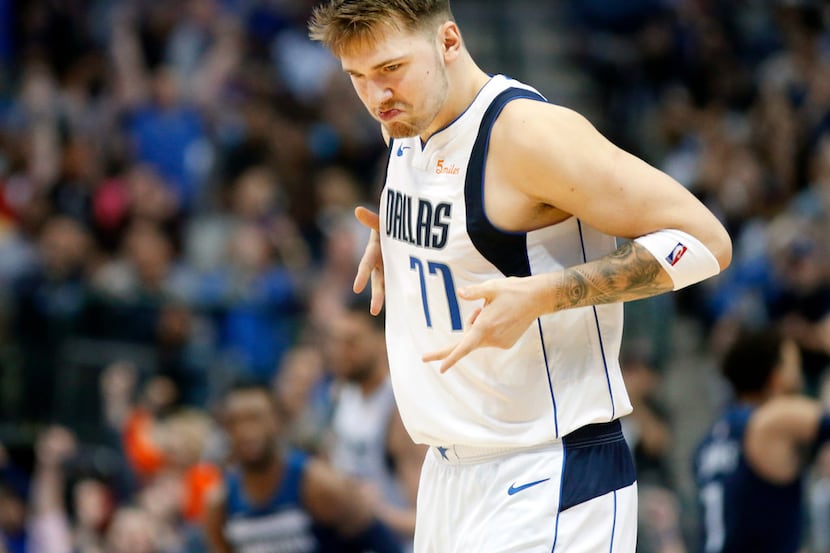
[464,87,546,278]
[559,420,636,512]
[420,75,497,150]
[380,139,394,199]
[577,220,616,420]
[550,444,566,553]
[609,490,618,552]
[537,318,560,438]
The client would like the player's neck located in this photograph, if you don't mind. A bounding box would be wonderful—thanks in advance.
[359,364,388,396]
[242,453,284,502]
[419,55,490,143]
[243,450,280,473]
[736,392,767,406]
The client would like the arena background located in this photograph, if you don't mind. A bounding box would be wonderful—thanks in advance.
[0,0,828,551]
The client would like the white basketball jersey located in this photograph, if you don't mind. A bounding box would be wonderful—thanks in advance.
[380,75,632,449]
[330,377,408,508]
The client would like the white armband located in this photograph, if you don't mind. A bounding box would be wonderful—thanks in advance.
[633,229,720,291]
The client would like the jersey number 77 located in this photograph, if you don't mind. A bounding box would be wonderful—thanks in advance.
[410,255,463,331]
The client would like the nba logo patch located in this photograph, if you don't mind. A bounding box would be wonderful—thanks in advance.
[666,243,687,266]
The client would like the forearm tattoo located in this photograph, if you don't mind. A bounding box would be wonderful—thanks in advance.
[556,241,672,310]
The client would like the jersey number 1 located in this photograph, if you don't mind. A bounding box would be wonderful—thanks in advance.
[700,482,725,553]
[410,256,463,331]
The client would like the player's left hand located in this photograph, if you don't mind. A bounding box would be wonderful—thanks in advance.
[422,276,548,373]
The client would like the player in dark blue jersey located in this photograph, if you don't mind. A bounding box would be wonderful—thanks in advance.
[694,328,830,553]
[204,382,401,553]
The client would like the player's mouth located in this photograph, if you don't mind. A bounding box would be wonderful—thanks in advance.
[378,108,402,121]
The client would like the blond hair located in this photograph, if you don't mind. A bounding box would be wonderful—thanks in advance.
[308,0,453,56]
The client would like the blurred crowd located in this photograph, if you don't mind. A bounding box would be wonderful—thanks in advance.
[0,0,827,552]
[572,0,830,363]
[569,1,830,551]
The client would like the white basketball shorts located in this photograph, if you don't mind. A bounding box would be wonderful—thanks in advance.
[413,420,637,553]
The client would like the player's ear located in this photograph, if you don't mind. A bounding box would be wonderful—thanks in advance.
[438,21,462,62]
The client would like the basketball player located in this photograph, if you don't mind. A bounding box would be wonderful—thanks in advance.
[326,300,427,549]
[694,329,830,553]
[308,2,732,551]
[204,382,401,553]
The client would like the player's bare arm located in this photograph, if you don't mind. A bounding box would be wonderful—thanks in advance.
[496,102,730,274]
[553,241,670,311]
[301,457,375,535]
[204,483,233,553]
[386,409,425,506]
[425,100,731,371]
[744,396,825,484]
[494,100,730,290]
[377,409,425,535]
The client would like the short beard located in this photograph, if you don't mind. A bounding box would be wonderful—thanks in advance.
[345,363,377,385]
[383,120,420,139]
[240,445,277,474]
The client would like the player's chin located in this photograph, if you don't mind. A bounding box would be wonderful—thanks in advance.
[236,443,269,465]
[384,121,419,139]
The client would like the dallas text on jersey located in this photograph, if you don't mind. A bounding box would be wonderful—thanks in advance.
[385,188,452,250]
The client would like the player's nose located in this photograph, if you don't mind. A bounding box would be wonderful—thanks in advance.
[368,80,393,106]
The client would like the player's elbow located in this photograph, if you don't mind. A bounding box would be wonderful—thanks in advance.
[708,223,733,272]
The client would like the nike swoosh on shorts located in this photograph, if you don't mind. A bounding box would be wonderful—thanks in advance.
[507,478,551,496]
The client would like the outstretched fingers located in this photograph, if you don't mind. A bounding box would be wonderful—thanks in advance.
[422,346,453,364]
[353,239,377,294]
[352,207,385,315]
[422,296,488,372]
[355,206,380,231]
[369,266,385,316]
[422,326,485,373]
[467,306,483,326]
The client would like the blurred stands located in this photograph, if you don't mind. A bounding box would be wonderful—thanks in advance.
[0,1,827,552]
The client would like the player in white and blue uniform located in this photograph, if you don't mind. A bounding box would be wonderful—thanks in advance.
[694,329,830,553]
[380,71,638,553]
[309,1,732,551]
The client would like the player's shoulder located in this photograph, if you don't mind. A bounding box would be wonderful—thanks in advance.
[489,98,598,160]
[494,99,589,136]
[747,395,819,437]
[486,96,604,194]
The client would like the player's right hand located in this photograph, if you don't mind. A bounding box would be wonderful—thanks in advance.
[353,206,385,316]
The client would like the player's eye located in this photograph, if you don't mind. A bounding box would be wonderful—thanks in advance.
[384,64,401,72]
